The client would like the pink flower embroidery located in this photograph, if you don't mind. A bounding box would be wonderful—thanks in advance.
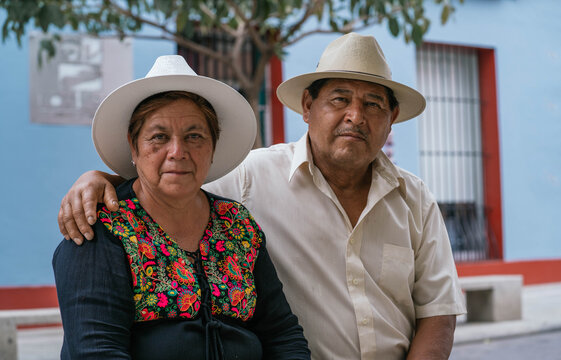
[157,293,169,307]
[212,284,221,296]
[160,243,170,256]
[216,241,226,252]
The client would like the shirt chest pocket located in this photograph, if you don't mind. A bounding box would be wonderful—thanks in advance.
[379,243,415,306]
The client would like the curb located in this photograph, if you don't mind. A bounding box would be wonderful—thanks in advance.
[454,319,561,345]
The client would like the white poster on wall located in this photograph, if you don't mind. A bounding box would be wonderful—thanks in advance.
[29,33,133,125]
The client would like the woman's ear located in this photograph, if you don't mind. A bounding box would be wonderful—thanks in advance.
[128,134,137,162]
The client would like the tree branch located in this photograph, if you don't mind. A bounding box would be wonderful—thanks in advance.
[228,22,252,90]
[281,0,324,45]
[199,3,237,37]
[224,0,268,52]
[106,1,228,63]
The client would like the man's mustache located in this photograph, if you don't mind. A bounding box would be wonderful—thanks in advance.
[334,127,368,140]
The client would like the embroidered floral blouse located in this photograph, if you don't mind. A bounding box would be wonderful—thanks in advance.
[98,191,262,323]
[53,179,310,360]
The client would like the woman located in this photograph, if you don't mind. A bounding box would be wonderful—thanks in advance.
[53,56,310,359]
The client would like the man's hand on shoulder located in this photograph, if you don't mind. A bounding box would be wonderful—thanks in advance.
[58,170,123,245]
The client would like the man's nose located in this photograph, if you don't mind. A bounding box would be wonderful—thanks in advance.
[345,99,365,125]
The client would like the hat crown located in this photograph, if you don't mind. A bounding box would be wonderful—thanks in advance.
[146,55,198,78]
[316,32,392,80]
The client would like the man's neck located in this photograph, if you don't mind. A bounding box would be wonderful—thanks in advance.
[316,161,372,227]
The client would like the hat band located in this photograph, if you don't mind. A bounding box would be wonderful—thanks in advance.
[316,70,390,81]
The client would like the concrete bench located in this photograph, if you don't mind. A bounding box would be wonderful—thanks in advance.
[458,275,523,322]
[0,307,61,359]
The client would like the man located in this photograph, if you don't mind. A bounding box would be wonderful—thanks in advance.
[59,33,465,359]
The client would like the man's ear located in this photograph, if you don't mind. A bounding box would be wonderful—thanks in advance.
[390,106,400,125]
[301,90,313,125]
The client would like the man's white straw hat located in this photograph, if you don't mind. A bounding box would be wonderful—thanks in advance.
[276,32,426,123]
[92,55,256,183]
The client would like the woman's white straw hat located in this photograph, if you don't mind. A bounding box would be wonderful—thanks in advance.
[276,32,426,123]
[92,55,256,183]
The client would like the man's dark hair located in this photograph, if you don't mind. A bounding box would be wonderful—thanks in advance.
[305,78,399,111]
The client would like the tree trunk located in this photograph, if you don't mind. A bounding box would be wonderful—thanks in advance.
[245,88,263,149]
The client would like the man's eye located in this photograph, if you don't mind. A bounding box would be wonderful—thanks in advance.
[186,133,203,140]
[333,97,348,103]
[366,102,381,109]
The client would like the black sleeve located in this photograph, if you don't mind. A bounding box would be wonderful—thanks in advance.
[248,237,311,359]
[52,222,135,359]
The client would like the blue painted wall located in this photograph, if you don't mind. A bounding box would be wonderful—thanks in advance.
[1,0,560,286]
[0,17,175,286]
[284,0,561,261]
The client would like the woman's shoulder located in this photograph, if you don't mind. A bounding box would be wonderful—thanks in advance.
[205,191,265,246]
[206,191,249,215]
[97,178,138,218]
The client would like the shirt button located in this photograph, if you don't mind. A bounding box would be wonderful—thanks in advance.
[353,279,359,286]
[362,318,369,325]
[350,238,355,245]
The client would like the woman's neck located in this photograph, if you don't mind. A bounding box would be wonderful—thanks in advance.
[133,179,210,252]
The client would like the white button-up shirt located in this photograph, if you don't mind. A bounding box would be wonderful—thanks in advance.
[204,134,465,359]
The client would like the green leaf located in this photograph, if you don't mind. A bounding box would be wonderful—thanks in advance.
[38,38,56,67]
[176,11,188,33]
[441,4,451,24]
[37,4,65,32]
[154,0,173,18]
[329,19,339,32]
[412,23,423,45]
[388,17,399,36]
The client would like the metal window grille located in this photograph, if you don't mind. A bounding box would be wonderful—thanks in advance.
[177,30,276,145]
[177,31,256,95]
[416,43,490,262]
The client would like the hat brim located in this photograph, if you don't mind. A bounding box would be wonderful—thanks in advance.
[276,71,426,123]
[92,74,256,182]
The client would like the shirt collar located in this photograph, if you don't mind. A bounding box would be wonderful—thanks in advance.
[288,132,407,198]
[288,133,313,181]
[372,150,407,199]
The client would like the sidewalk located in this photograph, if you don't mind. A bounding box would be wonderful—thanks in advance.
[454,282,561,344]
[15,282,561,359]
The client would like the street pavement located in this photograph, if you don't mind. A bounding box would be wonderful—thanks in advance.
[15,282,561,360]
[450,330,561,360]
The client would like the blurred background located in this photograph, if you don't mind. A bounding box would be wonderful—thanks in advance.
[0,0,560,316]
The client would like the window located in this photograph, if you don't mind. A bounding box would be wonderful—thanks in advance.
[416,43,502,262]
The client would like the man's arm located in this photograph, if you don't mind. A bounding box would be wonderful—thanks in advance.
[406,315,456,360]
[58,170,124,244]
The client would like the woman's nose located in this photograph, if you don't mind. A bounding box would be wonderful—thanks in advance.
[168,137,187,159]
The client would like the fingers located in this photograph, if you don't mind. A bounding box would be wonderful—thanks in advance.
[103,184,120,212]
[81,187,101,226]
[70,189,95,241]
[59,196,85,245]
[57,206,70,241]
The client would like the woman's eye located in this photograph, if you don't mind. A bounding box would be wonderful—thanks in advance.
[186,133,203,141]
[150,133,167,141]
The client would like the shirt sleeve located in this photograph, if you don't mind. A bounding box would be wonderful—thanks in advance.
[412,182,466,318]
[52,222,135,359]
[203,163,245,203]
[246,229,311,359]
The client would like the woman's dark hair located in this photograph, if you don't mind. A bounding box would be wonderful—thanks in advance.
[128,91,220,151]
[305,78,399,111]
